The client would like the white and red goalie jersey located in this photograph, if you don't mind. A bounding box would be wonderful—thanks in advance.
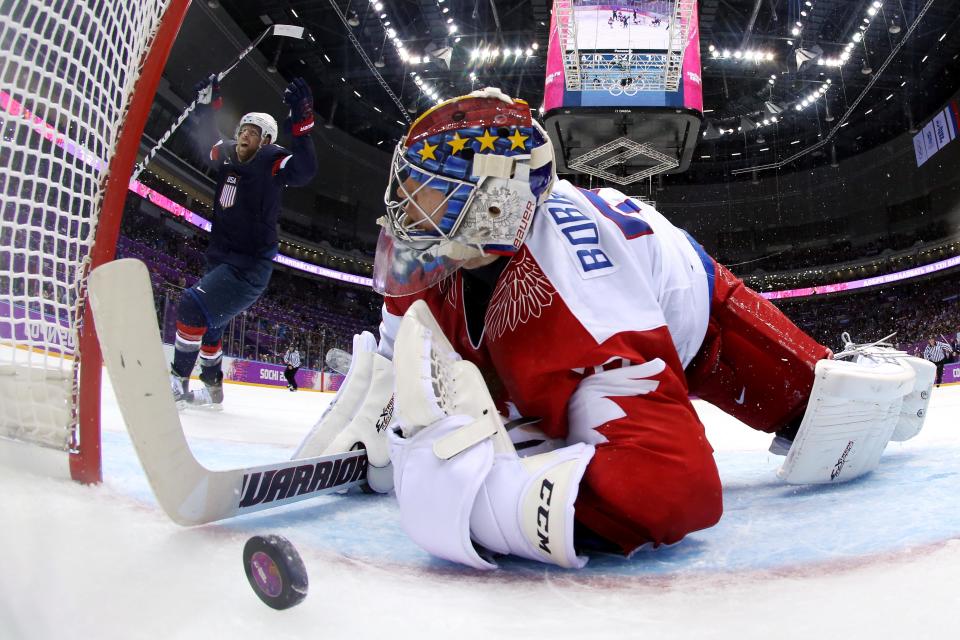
[379,179,829,554]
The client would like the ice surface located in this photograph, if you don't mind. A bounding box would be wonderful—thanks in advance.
[1,376,958,639]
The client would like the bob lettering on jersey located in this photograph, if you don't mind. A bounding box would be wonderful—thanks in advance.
[544,193,615,277]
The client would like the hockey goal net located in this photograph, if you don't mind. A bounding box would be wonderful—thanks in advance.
[0,0,190,482]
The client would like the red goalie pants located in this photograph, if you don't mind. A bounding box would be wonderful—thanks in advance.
[575,261,830,555]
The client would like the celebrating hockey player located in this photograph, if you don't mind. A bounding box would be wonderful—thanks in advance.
[298,88,934,570]
[169,75,318,408]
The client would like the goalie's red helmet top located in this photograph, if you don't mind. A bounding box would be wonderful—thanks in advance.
[406,93,535,145]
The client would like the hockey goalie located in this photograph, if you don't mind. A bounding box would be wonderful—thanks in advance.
[299,88,935,570]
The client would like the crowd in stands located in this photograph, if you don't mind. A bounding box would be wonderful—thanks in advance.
[116,193,381,370]
[137,171,215,220]
[717,220,954,278]
[775,272,960,359]
[6,138,957,380]
[95,187,960,377]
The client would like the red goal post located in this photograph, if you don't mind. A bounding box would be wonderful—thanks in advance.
[0,0,191,483]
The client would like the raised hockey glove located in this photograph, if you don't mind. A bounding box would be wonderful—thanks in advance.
[283,77,314,136]
[193,74,222,110]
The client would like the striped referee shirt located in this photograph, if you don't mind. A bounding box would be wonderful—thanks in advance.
[284,350,301,368]
[923,341,952,363]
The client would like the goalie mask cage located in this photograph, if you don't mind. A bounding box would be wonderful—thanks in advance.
[0,0,191,483]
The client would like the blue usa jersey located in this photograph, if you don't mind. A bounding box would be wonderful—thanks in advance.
[195,107,317,269]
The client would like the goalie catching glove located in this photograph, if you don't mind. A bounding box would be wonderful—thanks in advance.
[293,331,395,493]
[388,301,595,570]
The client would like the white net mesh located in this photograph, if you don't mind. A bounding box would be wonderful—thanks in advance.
[0,1,171,455]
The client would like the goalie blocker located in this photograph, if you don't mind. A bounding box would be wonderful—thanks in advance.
[389,301,594,570]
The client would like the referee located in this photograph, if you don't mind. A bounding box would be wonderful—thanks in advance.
[283,344,302,392]
[923,337,953,387]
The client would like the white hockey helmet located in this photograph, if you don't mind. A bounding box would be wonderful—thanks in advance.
[235,112,278,144]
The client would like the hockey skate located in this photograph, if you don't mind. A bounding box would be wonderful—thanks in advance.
[170,368,190,410]
[768,416,802,456]
[185,369,224,411]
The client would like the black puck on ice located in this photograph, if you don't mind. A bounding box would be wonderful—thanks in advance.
[243,534,308,610]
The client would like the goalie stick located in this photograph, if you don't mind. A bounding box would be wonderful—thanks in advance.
[132,23,305,180]
[88,259,366,526]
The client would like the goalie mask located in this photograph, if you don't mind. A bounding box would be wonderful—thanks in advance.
[374,87,556,297]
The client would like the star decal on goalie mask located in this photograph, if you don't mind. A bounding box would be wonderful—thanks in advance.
[476,129,499,151]
[418,140,439,162]
[446,132,469,155]
[507,128,529,151]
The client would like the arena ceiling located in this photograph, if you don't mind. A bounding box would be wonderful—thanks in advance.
[212,0,960,182]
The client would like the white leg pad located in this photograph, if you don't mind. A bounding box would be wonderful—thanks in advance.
[891,355,935,442]
[389,415,594,570]
[294,332,395,492]
[779,357,915,484]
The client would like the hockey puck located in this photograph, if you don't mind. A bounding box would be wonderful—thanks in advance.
[243,535,308,610]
